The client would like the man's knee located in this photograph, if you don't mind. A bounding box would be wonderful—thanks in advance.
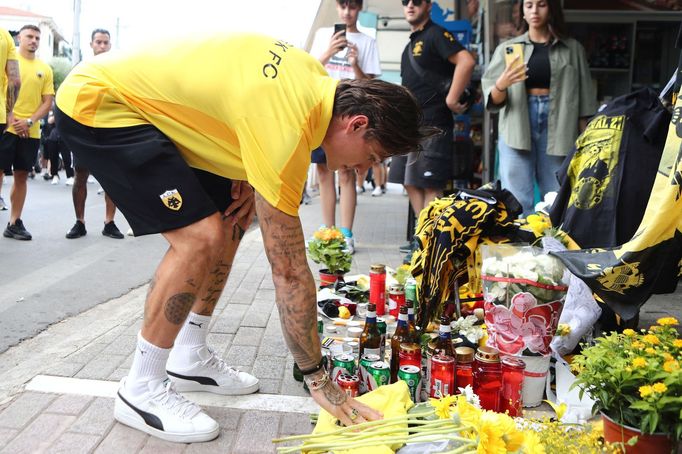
[169,215,228,262]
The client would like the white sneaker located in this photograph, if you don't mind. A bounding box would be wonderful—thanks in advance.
[97,186,105,195]
[371,186,383,197]
[0,197,6,211]
[87,175,97,184]
[344,236,355,254]
[65,177,74,186]
[167,346,259,395]
[114,377,219,443]
[51,175,60,185]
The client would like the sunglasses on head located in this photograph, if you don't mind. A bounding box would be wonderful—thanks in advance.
[402,0,427,6]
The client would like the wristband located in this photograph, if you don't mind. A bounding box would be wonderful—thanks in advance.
[494,83,507,92]
[303,371,330,391]
[299,357,326,376]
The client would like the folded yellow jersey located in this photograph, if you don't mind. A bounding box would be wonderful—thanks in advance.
[308,381,414,454]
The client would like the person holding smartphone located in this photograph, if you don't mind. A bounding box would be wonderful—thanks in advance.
[482,0,596,216]
[309,0,381,254]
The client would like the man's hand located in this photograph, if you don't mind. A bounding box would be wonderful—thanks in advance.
[223,180,255,230]
[11,117,29,138]
[347,43,359,68]
[445,97,468,114]
[309,376,382,426]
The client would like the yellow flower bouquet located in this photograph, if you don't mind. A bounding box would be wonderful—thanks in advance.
[307,226,352,275]
[571,317,682,446]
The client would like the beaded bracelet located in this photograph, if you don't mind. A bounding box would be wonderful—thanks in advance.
[303,371,330,391]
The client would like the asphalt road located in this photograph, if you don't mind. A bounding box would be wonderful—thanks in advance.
[0,172,167,352]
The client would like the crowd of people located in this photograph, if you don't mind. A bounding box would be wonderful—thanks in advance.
[0,0,598,445]
[0,27,126,240]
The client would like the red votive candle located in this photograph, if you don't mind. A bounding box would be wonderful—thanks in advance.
[500,356,526,417]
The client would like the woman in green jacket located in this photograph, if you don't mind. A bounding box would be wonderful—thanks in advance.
[482,0,596,215]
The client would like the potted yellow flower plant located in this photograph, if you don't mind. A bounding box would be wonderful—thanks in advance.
[571,317,682,453]
[307,226,352,286]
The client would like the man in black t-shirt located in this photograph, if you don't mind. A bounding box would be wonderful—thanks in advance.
[391,0,474,241]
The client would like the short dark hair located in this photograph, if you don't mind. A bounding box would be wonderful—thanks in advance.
[517,0,567,41]
[19,25,40,34]
[333,79,439,157]
[337,0,362,6]
[91,28,110,41]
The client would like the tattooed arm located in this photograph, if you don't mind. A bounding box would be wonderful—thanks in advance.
[254,193,381,426]
[5,59,20,118]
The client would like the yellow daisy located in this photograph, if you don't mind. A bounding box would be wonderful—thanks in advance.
[663,360,679,373]
[643,334,660,345]
[632,357,646,368]
[652,382,667,394]
[673,340,682,348]
[523,431,546,454]
[622,328,636,337]
[657,317,679,326]
[639,385,653,398]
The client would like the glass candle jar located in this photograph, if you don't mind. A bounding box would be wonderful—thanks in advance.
[500,357,526,417]
[455,347,475,393]
[473,346,502,412]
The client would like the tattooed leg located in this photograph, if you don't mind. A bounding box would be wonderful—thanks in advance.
[191,220,244,317]
[140,213,227,348]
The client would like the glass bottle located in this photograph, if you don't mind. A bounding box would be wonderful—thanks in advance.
[406,306,418,343]
[359,303,381,359]
[433,316,455,358]
[390,306,410,383]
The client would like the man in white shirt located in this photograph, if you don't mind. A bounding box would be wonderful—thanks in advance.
[309,0,381,253]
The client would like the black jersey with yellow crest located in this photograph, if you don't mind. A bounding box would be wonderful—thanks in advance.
[400,20,465,125]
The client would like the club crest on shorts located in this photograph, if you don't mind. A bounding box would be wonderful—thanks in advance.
[159,189,183,211]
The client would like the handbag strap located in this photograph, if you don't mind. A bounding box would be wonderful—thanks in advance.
[407,43,451,95]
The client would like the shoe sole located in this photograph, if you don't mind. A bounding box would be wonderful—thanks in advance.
[114,394,219,443]
[168,373,260,395]
[66,232,86,239]
[102,232,124,239]
[3,231,31,240]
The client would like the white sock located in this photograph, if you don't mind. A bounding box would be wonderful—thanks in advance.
[125,332,171,398]
[168,312,211,368]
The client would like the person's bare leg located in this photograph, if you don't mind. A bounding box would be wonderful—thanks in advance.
[404,184,425,218]
[423,187,443,208]
[104,193,117,223]
[73,168,88,222]
[338,168,356,232]
[9,170,28,224]
[141,214,227,348]
[317,164,336,227]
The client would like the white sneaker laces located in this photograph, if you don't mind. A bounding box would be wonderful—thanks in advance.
[151,380,201,419]
[202,348,241,377]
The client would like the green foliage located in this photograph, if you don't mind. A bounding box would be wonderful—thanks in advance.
[48,57,73,90]
[571,319,682,440]
[307,227,352,274]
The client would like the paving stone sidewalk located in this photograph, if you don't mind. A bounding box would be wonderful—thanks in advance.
[0,185,409,454]
[1,184,679,454]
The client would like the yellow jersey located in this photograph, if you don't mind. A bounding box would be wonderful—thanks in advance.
[8,54,54,138]
[57,33,338,216]
[0,28,17,124]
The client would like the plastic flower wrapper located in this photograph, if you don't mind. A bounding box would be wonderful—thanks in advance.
[307,226,352,274]
[480,244,568,356]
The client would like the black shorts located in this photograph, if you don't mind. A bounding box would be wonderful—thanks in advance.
[55,108,233,236]
[404,127,453,189]
[0,133,40,172]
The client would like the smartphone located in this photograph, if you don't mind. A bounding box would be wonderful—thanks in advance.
[334,23,347,49]
[504,44,525,72]
[334,23,347,38]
